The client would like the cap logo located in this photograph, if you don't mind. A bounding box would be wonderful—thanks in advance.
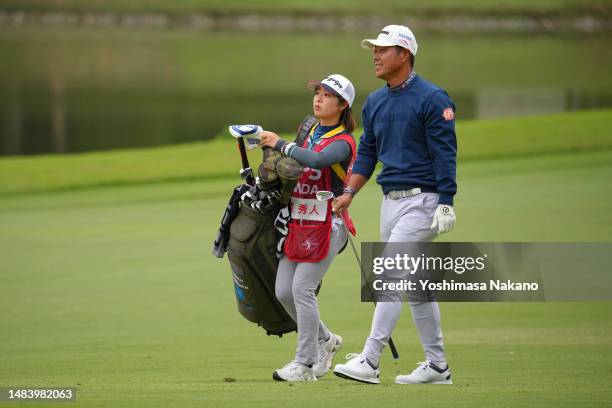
[398,33,413,41]
[380,30,390,35]
[325,77,343,89]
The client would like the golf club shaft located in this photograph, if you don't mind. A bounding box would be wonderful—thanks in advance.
[236,139,254,186]
[339,217,400,360]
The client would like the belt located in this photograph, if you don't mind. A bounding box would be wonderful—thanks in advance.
[387,187,437,200]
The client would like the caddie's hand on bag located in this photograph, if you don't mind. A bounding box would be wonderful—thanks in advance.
[431,204,456,234]
[260,131,280,148]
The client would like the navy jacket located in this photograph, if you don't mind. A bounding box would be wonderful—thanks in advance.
[352,74,457,205]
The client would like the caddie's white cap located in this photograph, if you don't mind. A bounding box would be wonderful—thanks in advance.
[308,74,355,108]
[361,24,418,56]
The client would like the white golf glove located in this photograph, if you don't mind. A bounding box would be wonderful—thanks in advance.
[430,204,456,234]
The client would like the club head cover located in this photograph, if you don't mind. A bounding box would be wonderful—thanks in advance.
[229,125,263,151]
[276,157,303,205]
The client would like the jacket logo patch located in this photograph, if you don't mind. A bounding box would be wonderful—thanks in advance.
[443,108,455,121]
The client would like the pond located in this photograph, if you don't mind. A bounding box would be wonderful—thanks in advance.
[1,27,611,155]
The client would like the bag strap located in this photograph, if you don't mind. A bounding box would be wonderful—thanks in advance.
[294,116,318,146]
[296,117,353,183]
[329,133,356,182]
[331,163,347,181]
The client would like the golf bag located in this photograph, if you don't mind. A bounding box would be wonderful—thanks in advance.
[213,116,318,336]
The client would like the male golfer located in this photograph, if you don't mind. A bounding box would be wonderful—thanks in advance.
[332,25,457,384]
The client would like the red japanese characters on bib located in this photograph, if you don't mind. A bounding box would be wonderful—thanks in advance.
[284,125,356,263]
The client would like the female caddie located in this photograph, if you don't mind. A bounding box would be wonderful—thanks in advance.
[259,74,357,382]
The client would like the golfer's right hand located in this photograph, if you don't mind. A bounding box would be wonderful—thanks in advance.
[332,193,353,215]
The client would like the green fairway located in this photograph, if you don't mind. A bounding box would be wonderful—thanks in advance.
[1,143,611,406]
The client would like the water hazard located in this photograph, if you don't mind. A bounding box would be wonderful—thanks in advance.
[1,28,611,155]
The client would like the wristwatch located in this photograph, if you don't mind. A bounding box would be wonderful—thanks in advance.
[343,186,357,196]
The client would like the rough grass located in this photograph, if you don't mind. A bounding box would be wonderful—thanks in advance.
[1,109,611,195]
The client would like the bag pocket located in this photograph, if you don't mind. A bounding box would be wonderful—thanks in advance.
[229,207,259,242]
[284,221,331,263]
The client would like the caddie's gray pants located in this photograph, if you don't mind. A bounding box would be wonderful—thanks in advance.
[362,192,447,365]
[275,221,347,366]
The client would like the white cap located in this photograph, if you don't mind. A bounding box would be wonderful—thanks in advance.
[308,74,355,108]
[361,25,418,56]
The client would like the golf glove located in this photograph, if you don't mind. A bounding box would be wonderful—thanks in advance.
[431,204,456,234]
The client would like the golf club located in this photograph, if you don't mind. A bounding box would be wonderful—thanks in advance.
[316,190,400,359]
[229,124,264,186]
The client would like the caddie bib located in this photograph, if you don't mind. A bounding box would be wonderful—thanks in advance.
[284,124,356,262]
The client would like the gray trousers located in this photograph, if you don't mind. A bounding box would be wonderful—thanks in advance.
[275,222,347,366]
[362,193,447,365]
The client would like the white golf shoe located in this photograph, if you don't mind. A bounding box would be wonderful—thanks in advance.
[273,361,317,382]
[394,361,452,384]
[333,353,381,384]
[313,333,343,378]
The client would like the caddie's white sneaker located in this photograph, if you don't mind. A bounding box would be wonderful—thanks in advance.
[333,353,381,384]
[313,333,343,378]
[394,360,452,384]
[273,361,317,382]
